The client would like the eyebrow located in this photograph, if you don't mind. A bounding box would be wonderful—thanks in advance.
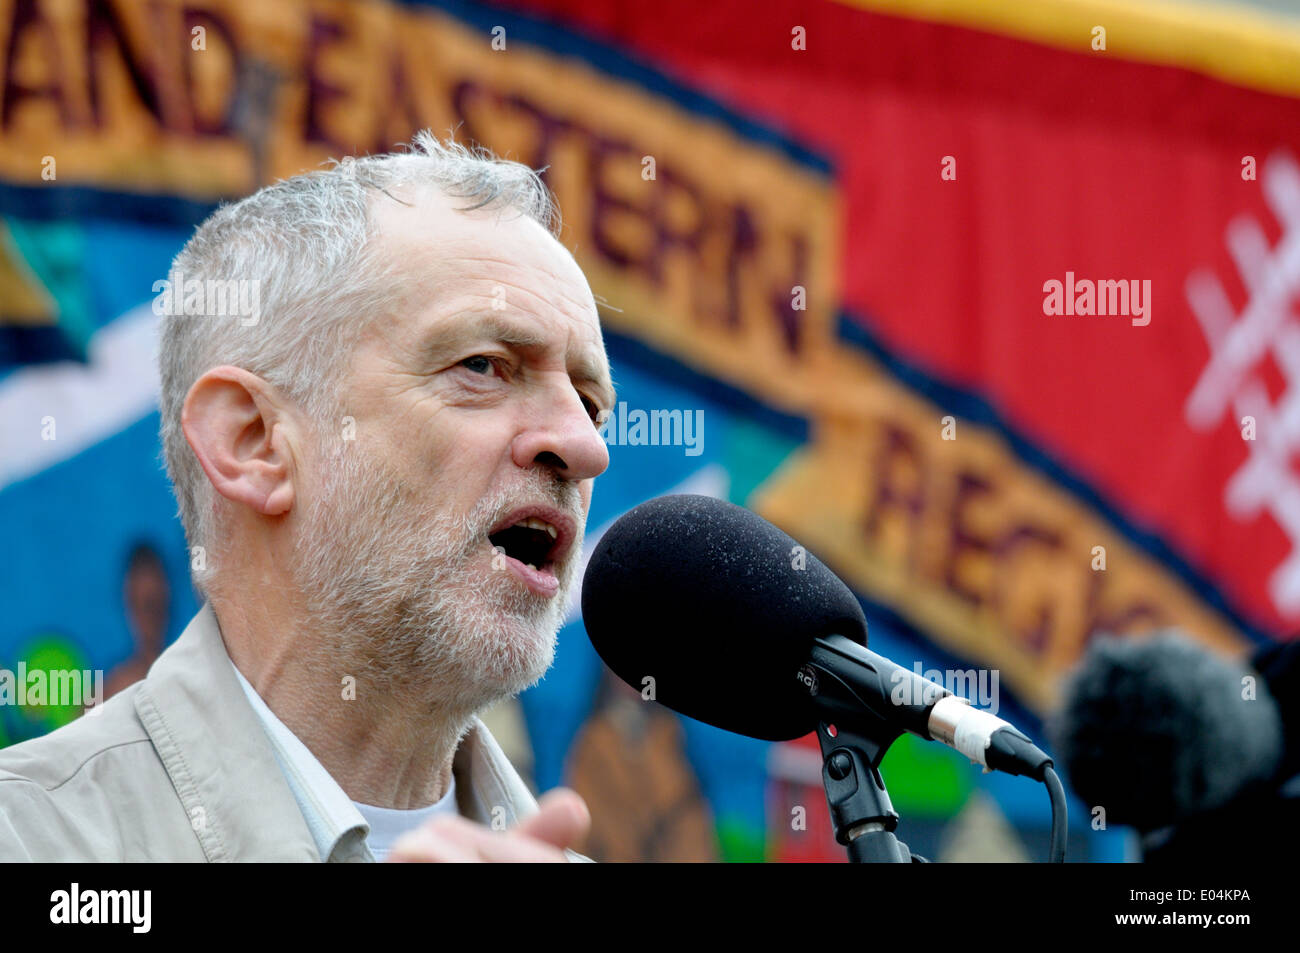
[428,313,618,410]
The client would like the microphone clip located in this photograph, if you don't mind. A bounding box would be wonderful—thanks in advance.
[816,720,924,863]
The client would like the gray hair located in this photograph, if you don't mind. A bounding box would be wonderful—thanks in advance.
[157,131,559,591]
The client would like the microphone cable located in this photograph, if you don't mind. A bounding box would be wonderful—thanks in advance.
[1043,765,1068,863]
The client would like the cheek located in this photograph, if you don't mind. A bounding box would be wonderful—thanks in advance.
[404,414,517,485]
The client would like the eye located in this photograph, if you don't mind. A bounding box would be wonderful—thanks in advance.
[460,355,496,375]
[580,393,602,424]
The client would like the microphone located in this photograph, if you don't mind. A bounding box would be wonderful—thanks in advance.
[1048,631,1285,834]
[581,493,1053,779]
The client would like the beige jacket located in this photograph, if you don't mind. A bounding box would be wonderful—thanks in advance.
[0,604,567,861]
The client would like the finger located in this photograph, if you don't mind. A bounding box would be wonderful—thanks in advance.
[386,823,479,863]
[389,815,570,863]
[410,814,572,862]
[467,828,573,863]
[513,788,590,851]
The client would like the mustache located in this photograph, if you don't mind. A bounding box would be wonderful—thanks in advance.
[475,479,584,536]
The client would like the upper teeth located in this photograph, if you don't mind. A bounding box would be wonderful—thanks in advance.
[514,517,558,538]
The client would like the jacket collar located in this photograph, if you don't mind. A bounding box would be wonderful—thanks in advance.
[134,603,541,861]
[134,603,318,861]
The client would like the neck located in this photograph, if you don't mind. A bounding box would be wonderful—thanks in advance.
[210,588,476,809]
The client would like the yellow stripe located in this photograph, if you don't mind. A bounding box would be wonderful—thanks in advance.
[835,0,1300,99]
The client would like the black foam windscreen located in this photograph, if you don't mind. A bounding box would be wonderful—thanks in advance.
[581,494,868,741]
[1048,631,1283,832]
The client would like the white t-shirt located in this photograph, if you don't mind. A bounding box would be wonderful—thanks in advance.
[354,780,459,862]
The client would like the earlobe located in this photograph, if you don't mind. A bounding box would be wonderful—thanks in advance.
[182,366,296,518]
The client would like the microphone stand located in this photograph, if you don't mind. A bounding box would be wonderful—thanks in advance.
[816,720,921,862]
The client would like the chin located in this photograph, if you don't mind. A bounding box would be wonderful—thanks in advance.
[496,619,559,689]
[456,603,561,700]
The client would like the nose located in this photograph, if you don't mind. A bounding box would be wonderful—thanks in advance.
[511,374,610,482]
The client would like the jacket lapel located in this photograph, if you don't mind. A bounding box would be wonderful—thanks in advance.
[454,715,540,828]
[134,604,318,861]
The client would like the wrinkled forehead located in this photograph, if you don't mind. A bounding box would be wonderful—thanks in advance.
[368,187,606,354]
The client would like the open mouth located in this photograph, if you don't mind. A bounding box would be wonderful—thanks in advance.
[486,504,572,572]
[485,507,576,596]
[488,516,560,570]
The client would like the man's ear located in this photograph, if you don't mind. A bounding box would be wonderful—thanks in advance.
[181,365,298,517]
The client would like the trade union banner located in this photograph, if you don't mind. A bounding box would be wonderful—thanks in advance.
[5,0,1300,858]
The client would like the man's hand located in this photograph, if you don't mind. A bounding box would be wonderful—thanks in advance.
[386,788,590,862]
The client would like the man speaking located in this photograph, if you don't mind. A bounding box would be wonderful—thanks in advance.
[0,133,611,862]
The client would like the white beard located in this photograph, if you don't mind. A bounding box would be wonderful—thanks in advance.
[291,438,584,717]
